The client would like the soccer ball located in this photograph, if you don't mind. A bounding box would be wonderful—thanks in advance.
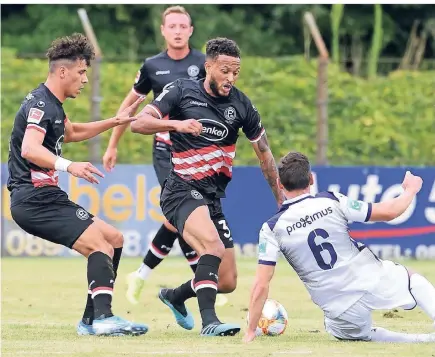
[248,298,288,336]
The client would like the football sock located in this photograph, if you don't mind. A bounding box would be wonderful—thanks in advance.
[178,235,199,272]
[193,254,221,327]
[87,251,115,320]
[138,225,178,279]
[370,327,435,343]
[409,273,435,320]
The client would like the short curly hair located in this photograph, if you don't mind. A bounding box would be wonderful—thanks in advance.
[46,33,95,69]
[206,37,241,60]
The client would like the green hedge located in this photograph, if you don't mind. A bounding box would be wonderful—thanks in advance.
[2,48,434,166]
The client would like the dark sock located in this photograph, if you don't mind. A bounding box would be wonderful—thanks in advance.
[81,292,94,325]
[143,224,178,269]
[112,247,123,280]
[178,235,199,273]
[194,254,221,327]
[172,279,197,304]
[87,251,115,320]
[82,248,122,325]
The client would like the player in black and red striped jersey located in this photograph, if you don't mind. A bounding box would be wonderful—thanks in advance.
[130,37,283,336]
[7,33,148,337]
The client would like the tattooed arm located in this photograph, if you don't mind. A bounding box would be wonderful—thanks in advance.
[252,134,285,206]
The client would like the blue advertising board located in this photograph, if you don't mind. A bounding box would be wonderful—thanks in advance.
[1,164,434,259]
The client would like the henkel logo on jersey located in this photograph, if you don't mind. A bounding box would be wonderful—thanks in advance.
[198,119,229,142]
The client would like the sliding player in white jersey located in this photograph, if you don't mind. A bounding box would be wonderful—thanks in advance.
[244,151,435,343]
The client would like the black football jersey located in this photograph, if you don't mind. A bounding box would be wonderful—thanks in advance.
[132,49,205,148]
[7,84,67,192]
[148,78,266,198]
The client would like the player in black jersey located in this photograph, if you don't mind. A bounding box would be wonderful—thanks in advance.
[7,33,148,337]
[130,37,284,336]
[102,6,205,305]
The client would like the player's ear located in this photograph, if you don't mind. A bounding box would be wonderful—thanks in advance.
[204,61,212,74]
[59,65,66,79]
[160,24,165,37]
[189,26,194,37]
[309,172,314,186]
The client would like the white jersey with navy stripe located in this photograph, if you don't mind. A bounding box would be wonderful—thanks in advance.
[258,191,383,319]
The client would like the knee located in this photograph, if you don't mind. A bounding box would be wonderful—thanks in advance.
[204,238,225,258]
[110,230,124,248]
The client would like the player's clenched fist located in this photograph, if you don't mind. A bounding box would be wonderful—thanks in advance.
[174,119,203,136]
[67,162,105,184]
[402,170,423,194]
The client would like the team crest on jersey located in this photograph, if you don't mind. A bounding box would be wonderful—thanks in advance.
[224,106,236,124]
[349,199,362,211]
[187,65,200,78]
[258,237,267,254]
[191,190,203,200]
[27,108,45,124]
[76,208,89,220]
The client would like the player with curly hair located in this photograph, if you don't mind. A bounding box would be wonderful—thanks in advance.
[130,37,283,336]
[7,33,148,337]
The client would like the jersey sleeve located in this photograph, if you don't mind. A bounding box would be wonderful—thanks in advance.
[147,80,182,119]
[258,222,280,266]
[242,101,266,143]
[333,192,372,222]
[25,102,57,135]
[132,61,152,96]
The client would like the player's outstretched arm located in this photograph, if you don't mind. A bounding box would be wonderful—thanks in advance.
[130,105,202,136]
[369,171,423,222]
[243,264,275,343]
[251,135,285,206]
[103,91,144,171]
[22,129,104,184]
[64,96,144,143]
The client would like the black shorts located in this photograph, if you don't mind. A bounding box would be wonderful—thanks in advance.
[152,144,172,188]
[160,174,234,249]
[10,186,94,249]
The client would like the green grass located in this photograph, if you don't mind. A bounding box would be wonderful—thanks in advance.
[2,257,435,356]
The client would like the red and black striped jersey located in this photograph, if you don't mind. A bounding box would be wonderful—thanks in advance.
[7,84,67,192]
[147,78,266,198]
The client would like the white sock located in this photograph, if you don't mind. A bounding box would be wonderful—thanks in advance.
[370,327,435,343]
[136,263,152,281]
[410,274,435,320]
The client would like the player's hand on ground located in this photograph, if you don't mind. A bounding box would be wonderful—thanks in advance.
[242,330,257,343]
[102,147,117,172]
[402,170,423,194]
[174,119,202,136]
[114,96,145,125]
[67,162,105,184]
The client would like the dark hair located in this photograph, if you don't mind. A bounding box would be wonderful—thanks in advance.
[278,151,311,191]
[46,33,95,68]
[206,37,241,60]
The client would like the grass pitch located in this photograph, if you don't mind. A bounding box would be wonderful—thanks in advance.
[2,257,435,356]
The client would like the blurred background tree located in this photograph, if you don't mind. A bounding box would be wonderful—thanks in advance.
[2,4,434,76]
